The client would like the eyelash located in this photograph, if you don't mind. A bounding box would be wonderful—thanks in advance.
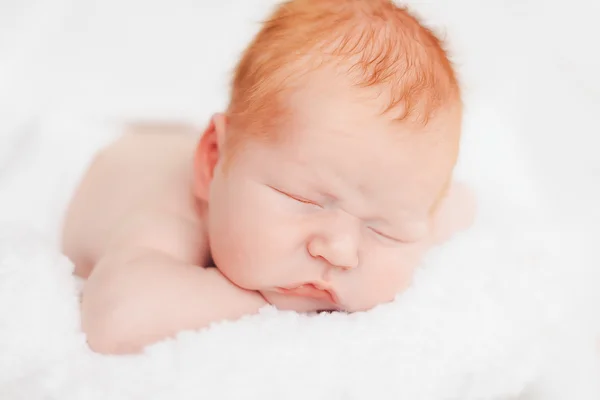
[269,185,404,242]
[270,186,322,208]
[369,227,402,243]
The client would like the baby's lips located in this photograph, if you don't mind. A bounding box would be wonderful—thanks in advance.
[276,283,339,306]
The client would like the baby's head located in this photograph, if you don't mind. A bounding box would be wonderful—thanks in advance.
[194,0,462,312]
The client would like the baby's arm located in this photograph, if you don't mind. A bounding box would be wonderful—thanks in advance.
[81,247,267,354]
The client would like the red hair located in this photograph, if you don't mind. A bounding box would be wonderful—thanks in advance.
[226,0,460,147]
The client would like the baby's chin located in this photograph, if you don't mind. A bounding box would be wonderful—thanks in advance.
[259,290,342,313]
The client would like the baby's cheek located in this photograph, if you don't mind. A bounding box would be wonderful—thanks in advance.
[213,229,263,289]
[376,245,427,299]
[212,211,291,291]
[380,261,417,298]
[209,211,256,285]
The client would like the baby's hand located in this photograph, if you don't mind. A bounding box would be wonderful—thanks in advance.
[81,247,267,354]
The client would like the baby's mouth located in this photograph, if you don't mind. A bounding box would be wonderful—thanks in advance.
[276,283,340,307]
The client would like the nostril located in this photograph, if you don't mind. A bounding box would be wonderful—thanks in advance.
[341,262,357,271]
[307,233,359,270]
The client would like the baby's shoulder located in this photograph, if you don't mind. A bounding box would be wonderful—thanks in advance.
[62,123,206,273]
[101,124,209,266]
[105,203,210,267]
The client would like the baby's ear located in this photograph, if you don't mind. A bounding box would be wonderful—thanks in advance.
[193,113,227,201]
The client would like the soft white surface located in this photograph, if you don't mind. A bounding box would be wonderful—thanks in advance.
[0,0,599,399]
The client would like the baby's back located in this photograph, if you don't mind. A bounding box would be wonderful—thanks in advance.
[62,124,208,277]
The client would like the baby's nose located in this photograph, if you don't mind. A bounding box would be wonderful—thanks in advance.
[307,214,360,270]
[308,235,359,270]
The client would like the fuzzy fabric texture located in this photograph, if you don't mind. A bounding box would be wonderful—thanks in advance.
[1,1,599,399]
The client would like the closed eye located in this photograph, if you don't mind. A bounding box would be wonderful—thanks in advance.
[268,185,323,208]
[369,227,404,243]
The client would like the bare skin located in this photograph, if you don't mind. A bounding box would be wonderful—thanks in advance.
[62,56,477,354]
[63,124,209,278]
[63,126,268,354]
[62,121,474,355]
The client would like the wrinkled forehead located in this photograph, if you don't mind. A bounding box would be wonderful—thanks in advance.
[284,85,457,195]
[229,65,463,219]
[308,130,447,202]
[264,132,450,227]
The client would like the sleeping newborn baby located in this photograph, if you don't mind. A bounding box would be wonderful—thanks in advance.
[62,0,475,354]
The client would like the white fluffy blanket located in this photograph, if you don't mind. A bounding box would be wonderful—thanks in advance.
[1,1,600,399]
